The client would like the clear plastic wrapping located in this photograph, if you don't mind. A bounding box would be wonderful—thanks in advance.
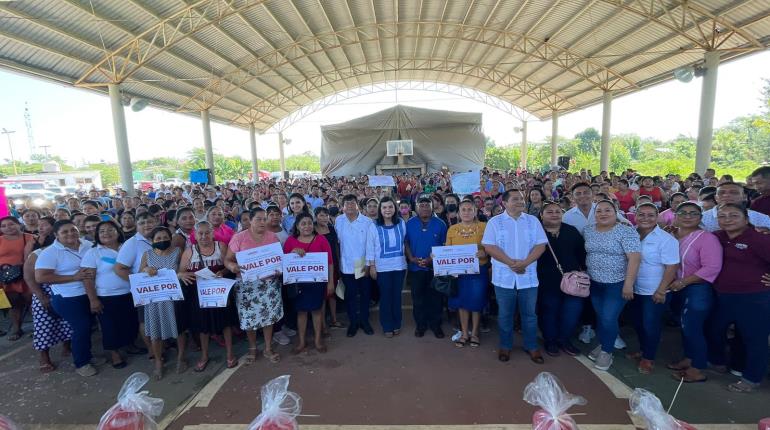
[97,372,165,430]
[247,375,302,430]
[523,372,587,430]
[629,388,696,430]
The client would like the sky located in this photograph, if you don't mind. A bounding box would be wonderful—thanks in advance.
[0,50,769,167]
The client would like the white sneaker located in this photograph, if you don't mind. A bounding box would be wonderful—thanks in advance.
[451,330,463,342]
[614,336,627,350]
[273,331,290,346]
[588,345,602,361]
[579,325,595,344]
[594,351,613,371]
[282,328,297,337]
[729,369,743,377]
[76,364,98,377]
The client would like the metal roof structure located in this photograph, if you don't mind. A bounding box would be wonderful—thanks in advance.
[1,0,769,133]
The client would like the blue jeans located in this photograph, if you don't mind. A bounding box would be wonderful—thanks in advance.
[707,291,770,384]
[409,270,442,331]
[377,270,405,333]
[538,285,584,347]
[495,286,538,351]
[590,281,627,353]
[51,294,93,368]
[630,294,667,360]
[678,283,713,369]
[341,274,372,328]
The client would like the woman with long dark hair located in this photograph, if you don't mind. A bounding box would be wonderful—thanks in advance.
[0,216,35,340]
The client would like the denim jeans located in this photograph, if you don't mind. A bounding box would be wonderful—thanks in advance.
[590,281,627,353]
[495,286,538,351]
[678,283,713,369]
[409,270,442,331]
[51,294,93,368]
[341,274,372,328]
[538,284,584,347]
[707,291,770,384]
[630,293,667,360]
[376,270,405,333]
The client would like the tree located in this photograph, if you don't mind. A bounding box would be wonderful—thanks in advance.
[575,128,600,155]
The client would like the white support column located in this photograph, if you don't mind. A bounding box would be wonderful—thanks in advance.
[107,84,135,196]
[201,109,216,185]
[551,111,559,168]
[520,120,528,170]
[695,51,720,175]
[278,131,287,178]
[600,90,613,173]
[249,124,259,184]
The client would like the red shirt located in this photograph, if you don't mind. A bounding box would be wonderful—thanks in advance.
[614,190,635,212]
[750,193,770,216]
[714,228,770,294]
[283,234,334,266]
[638,186,663,204]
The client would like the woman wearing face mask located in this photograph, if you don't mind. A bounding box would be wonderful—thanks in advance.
[398,200,413,223]
[284,213,335,353]
[34,220,97,377]
[326,199,340,221]
[178,221,239,371]
[314,207,344,331]
[139,226,186,379]
[445,200,488,348]
[442,194,461,226]
[81,221,135,369]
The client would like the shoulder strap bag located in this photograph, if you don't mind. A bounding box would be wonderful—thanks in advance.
[546,238,591,298]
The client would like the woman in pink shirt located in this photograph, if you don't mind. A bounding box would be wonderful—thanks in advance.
[190,207,235,245]
[666,202,722,383]
[657,192,687,228]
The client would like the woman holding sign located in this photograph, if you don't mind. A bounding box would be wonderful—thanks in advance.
[284,213,334,353]
[445,199,488,348]
[225,207,283,364]
[139,226,186,379]
[178,221,239,371]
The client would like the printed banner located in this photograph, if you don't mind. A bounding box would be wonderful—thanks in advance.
[282,252,329,284]
[196,277,237,308]
[235,242,283,282]
[451,171,481,195]
[431,244,480,276]
[129,268,184,306]
[368,175,396,187]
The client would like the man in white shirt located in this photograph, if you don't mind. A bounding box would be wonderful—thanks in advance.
[482,189,547,364]
[335,194,374,337]
[700,182,770,232]
[563,182,627,235]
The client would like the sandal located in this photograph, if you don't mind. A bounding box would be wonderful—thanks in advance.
[455,336,469,348]
[727,380,758,393]
[194,359,209,372]
[226,357,239,369]
[666,359,691,371]
[263,350,280,363]
[329,321,345,329]
[469,336,480,348]
[671,371,707,383]
[315,344,327,353]
[292,346,308,355]
[245,348,259,365]
[39,363,56,373]
[7,331,23,341]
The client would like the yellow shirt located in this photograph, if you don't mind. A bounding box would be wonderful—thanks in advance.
[445,221,489,266]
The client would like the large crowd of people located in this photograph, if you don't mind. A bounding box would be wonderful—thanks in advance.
[1,165,769,393]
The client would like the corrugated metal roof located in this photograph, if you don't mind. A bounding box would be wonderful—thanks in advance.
[0,0,768,130]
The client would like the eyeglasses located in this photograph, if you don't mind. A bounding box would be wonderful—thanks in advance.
[676,211,701,217]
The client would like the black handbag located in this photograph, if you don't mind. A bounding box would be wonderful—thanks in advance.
[0,264,23,284]
[430,275,458,297]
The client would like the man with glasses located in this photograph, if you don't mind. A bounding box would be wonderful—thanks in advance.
[700,182,770,232]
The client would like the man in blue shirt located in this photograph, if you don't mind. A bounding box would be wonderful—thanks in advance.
[405,196,448,338]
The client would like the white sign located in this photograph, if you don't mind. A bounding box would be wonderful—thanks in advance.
[197,277,237,308]
[129,268,185,306]
[235,242,283,282]
[369,175,396,187]
[282,252,329,284]
[432,244,480,276]
[451,170,481,195]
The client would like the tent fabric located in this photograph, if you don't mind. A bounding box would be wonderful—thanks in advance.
[320,105,485,177]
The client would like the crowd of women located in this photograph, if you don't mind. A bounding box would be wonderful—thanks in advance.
[1,164,768,393]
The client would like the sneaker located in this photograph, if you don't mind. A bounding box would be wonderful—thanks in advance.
[729,369,743,377]
[614,336,627,350]
[282,328,297,337]
[76,364,98,377]
[451,330,463,342]
[560,342,580,356]
[588,345,602,361]
[90,356,107,366]
[578,325,595,344]
[727,379,758,393]
[273,331,291,346]
[594,351,613,371]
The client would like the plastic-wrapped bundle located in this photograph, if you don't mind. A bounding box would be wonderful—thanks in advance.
[97,372,165,430]
[0,414,20,430]
[523,372,587,430]
[247,375,302,430]
[629,389,696,430]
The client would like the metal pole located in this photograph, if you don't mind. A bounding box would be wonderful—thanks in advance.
[107,84,135,195]
[201,109,216,185]
[551,111,559,168]
[695,51,720,175]
[249,123,259,184]
[600,91,613,172]
[1,129,17,175]
[520,120,528,171]
[278,131,287,178]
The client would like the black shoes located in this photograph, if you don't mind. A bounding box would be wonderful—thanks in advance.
[414,328,425,337]
[361,323,374,335]
[432,327,445,339]
[346,324,358,337]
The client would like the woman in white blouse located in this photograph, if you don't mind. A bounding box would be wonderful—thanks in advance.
[34,220,99,377]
